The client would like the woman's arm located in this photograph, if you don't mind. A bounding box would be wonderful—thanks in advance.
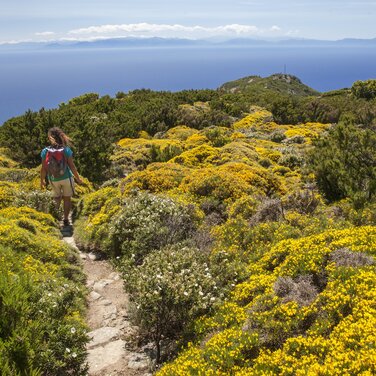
[40,163,47,189]
[67,157,83,184]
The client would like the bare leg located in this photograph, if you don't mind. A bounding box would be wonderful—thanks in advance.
[62,196,71,221]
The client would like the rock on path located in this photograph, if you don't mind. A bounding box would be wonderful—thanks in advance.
[62,232,152,376]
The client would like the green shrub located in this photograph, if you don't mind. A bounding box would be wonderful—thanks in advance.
[309,121,376,204]
[351,79,376,100]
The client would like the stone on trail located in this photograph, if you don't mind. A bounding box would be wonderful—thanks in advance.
[87,327,121,349]
[87,339,126,373]
[89,291,101,301]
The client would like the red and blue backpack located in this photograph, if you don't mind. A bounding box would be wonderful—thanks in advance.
[45,147,67,178]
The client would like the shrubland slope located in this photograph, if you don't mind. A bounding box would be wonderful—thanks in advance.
[0,76,375,374]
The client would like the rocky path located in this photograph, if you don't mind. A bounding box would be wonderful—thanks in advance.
[62,232,153,376]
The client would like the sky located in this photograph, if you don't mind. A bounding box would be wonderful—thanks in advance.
[1,0,375,44]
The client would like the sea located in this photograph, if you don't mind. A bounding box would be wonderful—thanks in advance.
[0,44,375,125]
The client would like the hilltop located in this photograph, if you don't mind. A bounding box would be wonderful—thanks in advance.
[219,73,320,97]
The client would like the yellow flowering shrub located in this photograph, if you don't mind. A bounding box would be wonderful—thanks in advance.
[158,226,376,375]
[171,144,221,167]
[185,133,210,149]
[228,195,258,219]
[138,130,151,139]
[179,164,274,205]
[283,122,330,143]
[0,206,57,228]
[218,141,258,166]
[231,131,247,140]
[196,302,247,334]
[0,181,19,208]
[79,186,119,216]
[113,137,183,170]
[165,125,199,140]
[121,162,191,194]
[255,147,282,163]
[0,206,88,374]
[233,108,274,130]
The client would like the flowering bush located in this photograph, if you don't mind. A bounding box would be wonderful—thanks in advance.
[165,125,199,140]
[106,191,199,260]
[0,208,88,375]
[121,244,223,363]
[112,137,183,174]
[157,226,376,375]
[121,162,191,194]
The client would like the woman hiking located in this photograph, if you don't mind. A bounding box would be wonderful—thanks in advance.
[40,127,83,226]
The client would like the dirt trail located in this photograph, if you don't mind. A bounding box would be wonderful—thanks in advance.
[62,231,153,376]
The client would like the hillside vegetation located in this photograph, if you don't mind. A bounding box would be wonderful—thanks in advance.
[0,75,375,375]
[0,149,92,375]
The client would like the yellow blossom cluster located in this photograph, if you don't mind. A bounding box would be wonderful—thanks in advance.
[157,226,376,375]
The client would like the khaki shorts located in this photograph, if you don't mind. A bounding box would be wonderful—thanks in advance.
[50,177,75,198]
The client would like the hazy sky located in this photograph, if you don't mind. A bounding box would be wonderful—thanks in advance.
[1,0,375,44]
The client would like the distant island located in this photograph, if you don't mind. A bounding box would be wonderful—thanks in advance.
[1,36,376,50]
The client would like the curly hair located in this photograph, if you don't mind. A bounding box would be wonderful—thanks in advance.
[48,127,73,147]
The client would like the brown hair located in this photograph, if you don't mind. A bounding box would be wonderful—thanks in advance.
[48,127,73,147]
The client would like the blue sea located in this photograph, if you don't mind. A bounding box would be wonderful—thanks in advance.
[0,45,375,125]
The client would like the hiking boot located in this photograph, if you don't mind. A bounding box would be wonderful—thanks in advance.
[63,219,70,227]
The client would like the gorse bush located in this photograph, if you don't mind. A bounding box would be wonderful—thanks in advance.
[0,208,88,375]
[158,227,376,375]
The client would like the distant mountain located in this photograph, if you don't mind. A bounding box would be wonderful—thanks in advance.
[219,73,320,97]
[1,36,375,50]
[46,37,206,49]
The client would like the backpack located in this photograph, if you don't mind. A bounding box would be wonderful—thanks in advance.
[45,147,67,178]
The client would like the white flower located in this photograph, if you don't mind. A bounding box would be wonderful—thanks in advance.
[199,291,204,296]
[210,297,216,301]
[183,291,189,296]
[71,327,76,334]
[72,352,77,358]
[65,348,71,353]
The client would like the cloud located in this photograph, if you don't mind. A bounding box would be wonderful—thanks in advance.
[270,25,281,32]
[68,22,274,39]
[0,39,33,45]
[286,29,300,36]
[35,31,56,36]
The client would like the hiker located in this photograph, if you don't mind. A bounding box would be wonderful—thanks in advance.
[40,127,83,226]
